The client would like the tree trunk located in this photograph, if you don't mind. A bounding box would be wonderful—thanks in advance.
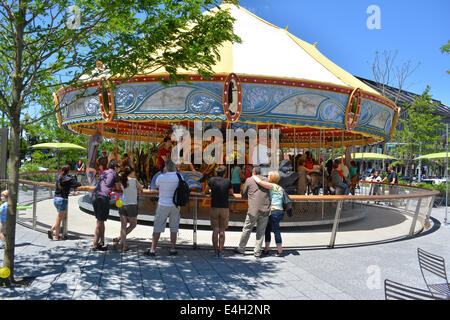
[3,119,21,284]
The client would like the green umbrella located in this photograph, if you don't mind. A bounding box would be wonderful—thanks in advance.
[335,152,395,160]
[414,152,449,160]
[31,142,86,168]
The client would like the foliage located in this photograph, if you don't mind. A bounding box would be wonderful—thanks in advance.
[441,40,450,74]
[0,0,240,282]
[393,86,444,164]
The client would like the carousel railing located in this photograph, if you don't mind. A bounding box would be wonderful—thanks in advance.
[8,172,440,249]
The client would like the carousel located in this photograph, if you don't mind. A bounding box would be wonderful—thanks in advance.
[53,4,400,228]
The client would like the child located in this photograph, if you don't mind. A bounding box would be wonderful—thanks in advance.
[0,190,8,247]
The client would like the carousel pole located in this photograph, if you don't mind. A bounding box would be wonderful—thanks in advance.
[445,123,448,226]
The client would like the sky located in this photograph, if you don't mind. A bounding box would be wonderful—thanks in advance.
[238,0,450,106]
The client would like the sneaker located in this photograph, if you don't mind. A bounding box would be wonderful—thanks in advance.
[261,250,270,256]
[233,248,245,255]
[92,245,107,252]
[169,249,178,256]
[144,249,156,257]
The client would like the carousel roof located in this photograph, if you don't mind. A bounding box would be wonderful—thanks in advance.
[147,4,380,96]
[55,4,399,149]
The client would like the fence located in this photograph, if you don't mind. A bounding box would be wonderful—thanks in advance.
[4,172,440,249]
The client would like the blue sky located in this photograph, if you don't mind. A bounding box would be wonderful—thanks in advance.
[238,0,450,106]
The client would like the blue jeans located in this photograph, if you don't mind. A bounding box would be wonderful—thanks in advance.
[338,183,349,195]
[265,209,284,245]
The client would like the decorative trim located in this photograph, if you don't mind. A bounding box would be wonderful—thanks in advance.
[345,88,362,131]
[223,73,243,122]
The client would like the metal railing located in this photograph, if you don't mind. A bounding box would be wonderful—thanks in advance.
[6,172,440,249]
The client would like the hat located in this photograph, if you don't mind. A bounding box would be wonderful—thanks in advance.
[216,165,227,173]
[109,161,120,169]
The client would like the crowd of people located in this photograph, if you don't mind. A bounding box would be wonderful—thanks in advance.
[28,136,400,260]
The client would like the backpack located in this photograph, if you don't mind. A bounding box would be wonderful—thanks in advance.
[173,173,190,207]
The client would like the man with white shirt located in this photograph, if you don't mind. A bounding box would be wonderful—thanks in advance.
[145,160,182,256]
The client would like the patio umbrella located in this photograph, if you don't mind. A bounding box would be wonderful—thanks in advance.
[31,142,86,169]
[335,152,395,160]
[414,152,448,160]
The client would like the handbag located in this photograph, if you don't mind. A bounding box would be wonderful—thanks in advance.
[282,188,293,217]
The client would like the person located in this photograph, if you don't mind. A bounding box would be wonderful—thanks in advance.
[205,165,234,259]
[252,171,286,257]
[0,190,8,248]
[297,159,310,195]
[304,151,315,170]
[231,165,245,194]
[277,159,299,195]
[74,160,85,193]
[349,161,358,180]
[113,166,143,252]
[49,165,81,240]
[382,166,398,205]
[331,161,349,195]
[97,150,109,171]
[108,146,121,166]
[233,166,271,258]
[244,164,253,179]
[371,170,382,196]
[157,137,172,171]
[91,161,121,251]
[338,158,350,183]
[145,159,181,257]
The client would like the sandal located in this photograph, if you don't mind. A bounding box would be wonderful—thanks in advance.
[144,249,156,257]
[113,237,120,249]
[121,245,129,252]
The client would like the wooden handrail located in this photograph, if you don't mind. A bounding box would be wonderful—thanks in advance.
[18,171,439,201]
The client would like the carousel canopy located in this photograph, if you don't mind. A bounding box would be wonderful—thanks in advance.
[54,4,399,149]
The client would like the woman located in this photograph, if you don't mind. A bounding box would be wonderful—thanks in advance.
[231,165,245,193]
[252,171,285,257]
[49,165,81,240]
[113,166,143,252]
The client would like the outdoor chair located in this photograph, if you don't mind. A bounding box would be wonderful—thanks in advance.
[384,279,443,300]
[417,248,450,299]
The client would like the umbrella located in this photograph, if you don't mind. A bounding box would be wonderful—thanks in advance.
[31,142,86,168]
[414,152,448,160]
[335,152,395,160]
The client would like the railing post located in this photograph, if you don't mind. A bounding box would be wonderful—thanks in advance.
[409,198,422,236]
[193,197,198,250]
[61,204,68,239]
[32,184,37,230]
[328,200,343,248]
[424,196,435,229]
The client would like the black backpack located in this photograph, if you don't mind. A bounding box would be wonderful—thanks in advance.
[173,173,190,207]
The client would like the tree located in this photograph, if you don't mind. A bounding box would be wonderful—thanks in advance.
[393,86,444,180]
[369,50,421,105]
[0,0,239,285]
[442,40,450,74]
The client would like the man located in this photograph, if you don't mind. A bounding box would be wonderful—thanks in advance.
[205,165,234,259]
[97,149,109,171]
[234,166,271,258]
[146,159,181,256]
[91,161,121,251]
[382,166,398,205]
[158,137,172,171]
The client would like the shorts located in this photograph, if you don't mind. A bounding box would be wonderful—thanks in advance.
[210,207,229,230]
[54,197,68,212]
[153,205,180,233]
[92,195,110,222]
[119,204,138,218]
[232,184,241,194]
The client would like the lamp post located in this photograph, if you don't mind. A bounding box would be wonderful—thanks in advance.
[445,123,448,226]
